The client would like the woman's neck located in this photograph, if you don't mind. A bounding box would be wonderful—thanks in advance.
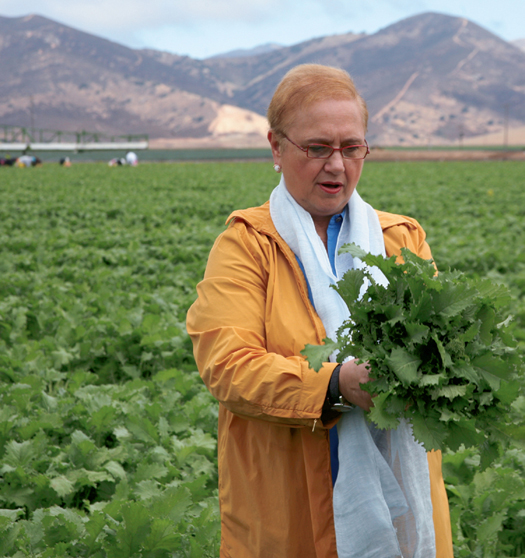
[313,217,330,250]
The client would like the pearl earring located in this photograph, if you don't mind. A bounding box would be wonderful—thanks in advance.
[273,163,282,173]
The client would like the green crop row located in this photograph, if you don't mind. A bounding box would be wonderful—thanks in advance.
[0,161,524,557]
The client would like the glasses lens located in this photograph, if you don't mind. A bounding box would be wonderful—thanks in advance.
[341,146,368,159]
[306,145,333,158]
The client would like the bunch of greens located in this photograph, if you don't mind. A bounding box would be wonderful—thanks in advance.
[303,244,523,462]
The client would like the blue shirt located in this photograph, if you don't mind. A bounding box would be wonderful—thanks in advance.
[295,211,345,485]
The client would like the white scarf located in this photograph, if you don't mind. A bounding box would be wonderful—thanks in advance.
[270,176,435,558]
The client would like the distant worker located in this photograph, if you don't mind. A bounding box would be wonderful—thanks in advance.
[0,153,16,166]
[17,155,42,167]
[108,157,126,166]
[1,155,16,166]
[125,151,138,166]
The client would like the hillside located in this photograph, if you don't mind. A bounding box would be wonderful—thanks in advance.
[0,15,244,139]
[1,13,524,145]
[203,13,525,145]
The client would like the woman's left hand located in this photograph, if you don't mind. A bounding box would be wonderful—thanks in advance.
[338,359,374,412]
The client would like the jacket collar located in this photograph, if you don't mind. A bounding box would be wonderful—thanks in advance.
[226,201,278,237]
[227,202,416,236]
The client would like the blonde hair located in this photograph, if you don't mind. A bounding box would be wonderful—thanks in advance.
[267,64,368,142]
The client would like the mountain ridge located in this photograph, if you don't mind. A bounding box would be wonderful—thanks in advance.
[1,12,524,145]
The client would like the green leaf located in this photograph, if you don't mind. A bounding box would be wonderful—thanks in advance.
[410,413,448,451]
[90,406,117,432]
[133,462,169,483]
[367,393,401,430]
[450,363,480,385]
[0,508,24,521]
[445,421,483,451]
[479,440,501,470]
[143,517,181,552]
[301,338,337,372]
[104,460,127,480]
[338,242,368,260]
[431,282,476,317]
[439,408,461,422]
[400,247,436,275]
[153,369,180,383]
[0,520,21,556]
[334,269,367,306]
[419,373,445,386]
[387,347,421,385]
[50,476,75,498]
[135,480,162,501]
[477,305,496,346]
[408,290,434,322]
[82,510,106,553]
[431,332,453,368]
[141,314,161,334]
[495,380,521,405]
[110,502,152,558]
[150,486,192,524]
[3,440,36,467]
[472,353,512,381]
[430,385,468,400]
[474,279,512,307]
[459,323,480,343]
[68,468,112,486]
[404,322,430,344]
[476,512,506,542]
[126,415,159,444]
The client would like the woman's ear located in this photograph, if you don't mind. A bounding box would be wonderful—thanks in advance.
[268,130,282,165]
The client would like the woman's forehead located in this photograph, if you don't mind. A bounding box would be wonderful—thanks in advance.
[286,99,366,140]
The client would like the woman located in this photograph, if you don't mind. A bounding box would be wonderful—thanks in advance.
[186,64,453,558]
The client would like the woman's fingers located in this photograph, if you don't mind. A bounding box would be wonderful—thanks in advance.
[338,359,374,412]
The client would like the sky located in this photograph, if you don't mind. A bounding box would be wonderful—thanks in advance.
[0,0,523,59]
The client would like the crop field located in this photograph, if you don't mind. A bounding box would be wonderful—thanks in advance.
[0,160,524,557]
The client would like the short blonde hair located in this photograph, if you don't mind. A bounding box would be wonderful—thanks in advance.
[267,64,368,141]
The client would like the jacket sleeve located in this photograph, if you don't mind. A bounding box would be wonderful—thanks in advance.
[186,220,335,428]
[378,211,433,261]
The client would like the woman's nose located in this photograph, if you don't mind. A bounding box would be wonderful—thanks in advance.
[324,150,346,173]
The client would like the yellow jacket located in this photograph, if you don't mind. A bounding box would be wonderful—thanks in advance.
[187,202,453,558]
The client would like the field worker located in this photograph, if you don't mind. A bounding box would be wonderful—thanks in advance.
[17,154,41,167]
[108,157,126,166]
[187,64,453,558]
[125,151,138,166]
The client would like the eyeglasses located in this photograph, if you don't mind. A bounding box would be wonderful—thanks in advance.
[284,135,370,160]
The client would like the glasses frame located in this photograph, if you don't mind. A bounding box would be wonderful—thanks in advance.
[283,135,370,160]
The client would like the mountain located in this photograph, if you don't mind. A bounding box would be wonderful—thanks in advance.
[209,43,285,59]
[513,38,525,52]
[0,14,262,141]
[1,13,524,145]
[202,13,525,144]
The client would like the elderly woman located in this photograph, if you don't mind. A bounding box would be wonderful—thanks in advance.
[186,64,453,558]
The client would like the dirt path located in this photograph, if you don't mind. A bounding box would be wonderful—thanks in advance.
[367,149,525,162]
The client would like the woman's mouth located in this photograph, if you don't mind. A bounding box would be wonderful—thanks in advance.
[319,182,343,194]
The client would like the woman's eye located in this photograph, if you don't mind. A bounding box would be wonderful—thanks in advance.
[308,145,331,157]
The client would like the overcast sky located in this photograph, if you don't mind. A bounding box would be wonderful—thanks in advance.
[1,0,523,59]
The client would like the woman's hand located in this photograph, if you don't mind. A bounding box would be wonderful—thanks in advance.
[338,359,374,412]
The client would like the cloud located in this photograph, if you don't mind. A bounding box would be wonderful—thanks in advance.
[1,0,284,30]
[1,0,522,58]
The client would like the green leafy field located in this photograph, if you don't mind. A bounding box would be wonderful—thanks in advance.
[0,161,524,557]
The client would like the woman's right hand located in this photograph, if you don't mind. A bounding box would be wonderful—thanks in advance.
[338,359,374,412]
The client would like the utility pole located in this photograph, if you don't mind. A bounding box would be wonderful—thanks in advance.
[503,103,509,149]
[30,95,35,142]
